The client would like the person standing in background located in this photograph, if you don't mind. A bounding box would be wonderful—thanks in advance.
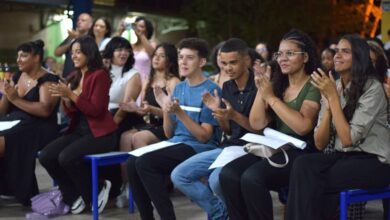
[54,13,93,79]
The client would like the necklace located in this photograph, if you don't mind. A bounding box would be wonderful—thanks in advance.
[26,79,32,87]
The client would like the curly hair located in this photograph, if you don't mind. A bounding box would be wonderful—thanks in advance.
[272,29,321,100]
[17,39,45,62]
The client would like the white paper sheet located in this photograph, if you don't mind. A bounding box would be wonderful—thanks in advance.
[241,128,306,150]
[0,120,20,131]
[129,141,179,157]
[208,146,247,169]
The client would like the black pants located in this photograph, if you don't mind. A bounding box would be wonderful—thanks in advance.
[285,152,390,220]
[39,131,117,205]
[219,148,305,220]
[126,143,196,220]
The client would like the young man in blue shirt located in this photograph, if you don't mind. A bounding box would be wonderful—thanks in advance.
[171,38,259,220]
[126,38,221,220]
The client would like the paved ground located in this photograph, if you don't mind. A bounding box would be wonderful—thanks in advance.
[0,160,384,220]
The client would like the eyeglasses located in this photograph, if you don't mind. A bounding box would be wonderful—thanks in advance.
[273,51,305,60]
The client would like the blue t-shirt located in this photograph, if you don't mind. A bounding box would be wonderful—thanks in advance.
[168,79,222,153]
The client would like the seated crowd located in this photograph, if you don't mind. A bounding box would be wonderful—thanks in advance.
[0,13,390,220]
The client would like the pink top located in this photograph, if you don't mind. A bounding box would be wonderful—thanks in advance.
[133,50,151,84]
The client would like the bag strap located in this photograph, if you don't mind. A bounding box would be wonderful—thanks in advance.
[265,148,289,168]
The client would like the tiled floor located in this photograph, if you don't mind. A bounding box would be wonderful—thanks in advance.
[0,161,384,220]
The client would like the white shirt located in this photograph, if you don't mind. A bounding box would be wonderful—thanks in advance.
[108,64,139,110]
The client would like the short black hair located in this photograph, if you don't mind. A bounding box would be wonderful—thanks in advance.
[103,36,134,76]
[135,16,154,40]
[177,38,209,58]
[16,39,45,62]
[220,38,249,56]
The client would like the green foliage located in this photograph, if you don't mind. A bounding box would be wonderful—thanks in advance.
[181,0,366,50]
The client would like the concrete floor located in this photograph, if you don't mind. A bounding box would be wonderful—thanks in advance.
[0,161,384,220]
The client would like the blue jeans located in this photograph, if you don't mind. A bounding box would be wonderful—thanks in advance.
[171,148,228,220]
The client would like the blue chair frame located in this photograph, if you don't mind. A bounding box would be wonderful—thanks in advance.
[84,152,134,220]
[339,186,390,220]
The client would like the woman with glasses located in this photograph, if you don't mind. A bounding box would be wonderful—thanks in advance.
[285,34,390,220]
[219,29,321,220]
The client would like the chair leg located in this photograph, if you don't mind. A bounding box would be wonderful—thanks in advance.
[91,159,99,220]
[385,198,390,220]
[339,191,348,220]
[128,185,135,213]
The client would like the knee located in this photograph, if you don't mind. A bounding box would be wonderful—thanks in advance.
[209,169,221,194]
[126,156,137,177]
[131,133,144,148]
[170,164,187,187]
[291,154,312,176]
[241,169,264,191]
[58,151,76,169]
[219,167,241,189]
[38,148,55,167]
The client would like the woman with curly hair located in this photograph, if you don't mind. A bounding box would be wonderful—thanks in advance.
[219,29,322,220]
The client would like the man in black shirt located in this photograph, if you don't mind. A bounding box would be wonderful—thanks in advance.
[54,13,93,78]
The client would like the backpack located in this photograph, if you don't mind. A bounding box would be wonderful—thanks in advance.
[26,189,69,218]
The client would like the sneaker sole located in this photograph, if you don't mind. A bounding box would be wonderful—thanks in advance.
[97,180,112,213]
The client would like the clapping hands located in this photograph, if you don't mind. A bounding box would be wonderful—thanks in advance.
[48,81,72,99]
[201,89,221,112]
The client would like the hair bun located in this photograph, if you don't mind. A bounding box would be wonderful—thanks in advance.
[34,39,44,49]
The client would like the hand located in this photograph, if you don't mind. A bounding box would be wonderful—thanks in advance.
[165,98,181,114]
[119,99,139,112]
[136,101,151,115]
[310,69,337,100]
[257,72,275,101]
[154,86,171,109]
[254,64,271,89]
[49,80,72,98]
[212,99,234,121]
[4,82,18,101]
[67,29,79,39]
[202,89,221,111]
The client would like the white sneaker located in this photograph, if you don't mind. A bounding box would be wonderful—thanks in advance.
[115,184,129,208]
[71,196,85,214]
[94,180,111,213]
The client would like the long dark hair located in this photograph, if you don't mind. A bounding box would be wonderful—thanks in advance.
[341,34,377,122]
[145,43,179,94]
[135,16,154,40]
[16,39,45,63]
[367,40,388,83]
[103,36,134,77]
[68,36,104,90]
[89,17,112,39]
[272,29,320,99]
